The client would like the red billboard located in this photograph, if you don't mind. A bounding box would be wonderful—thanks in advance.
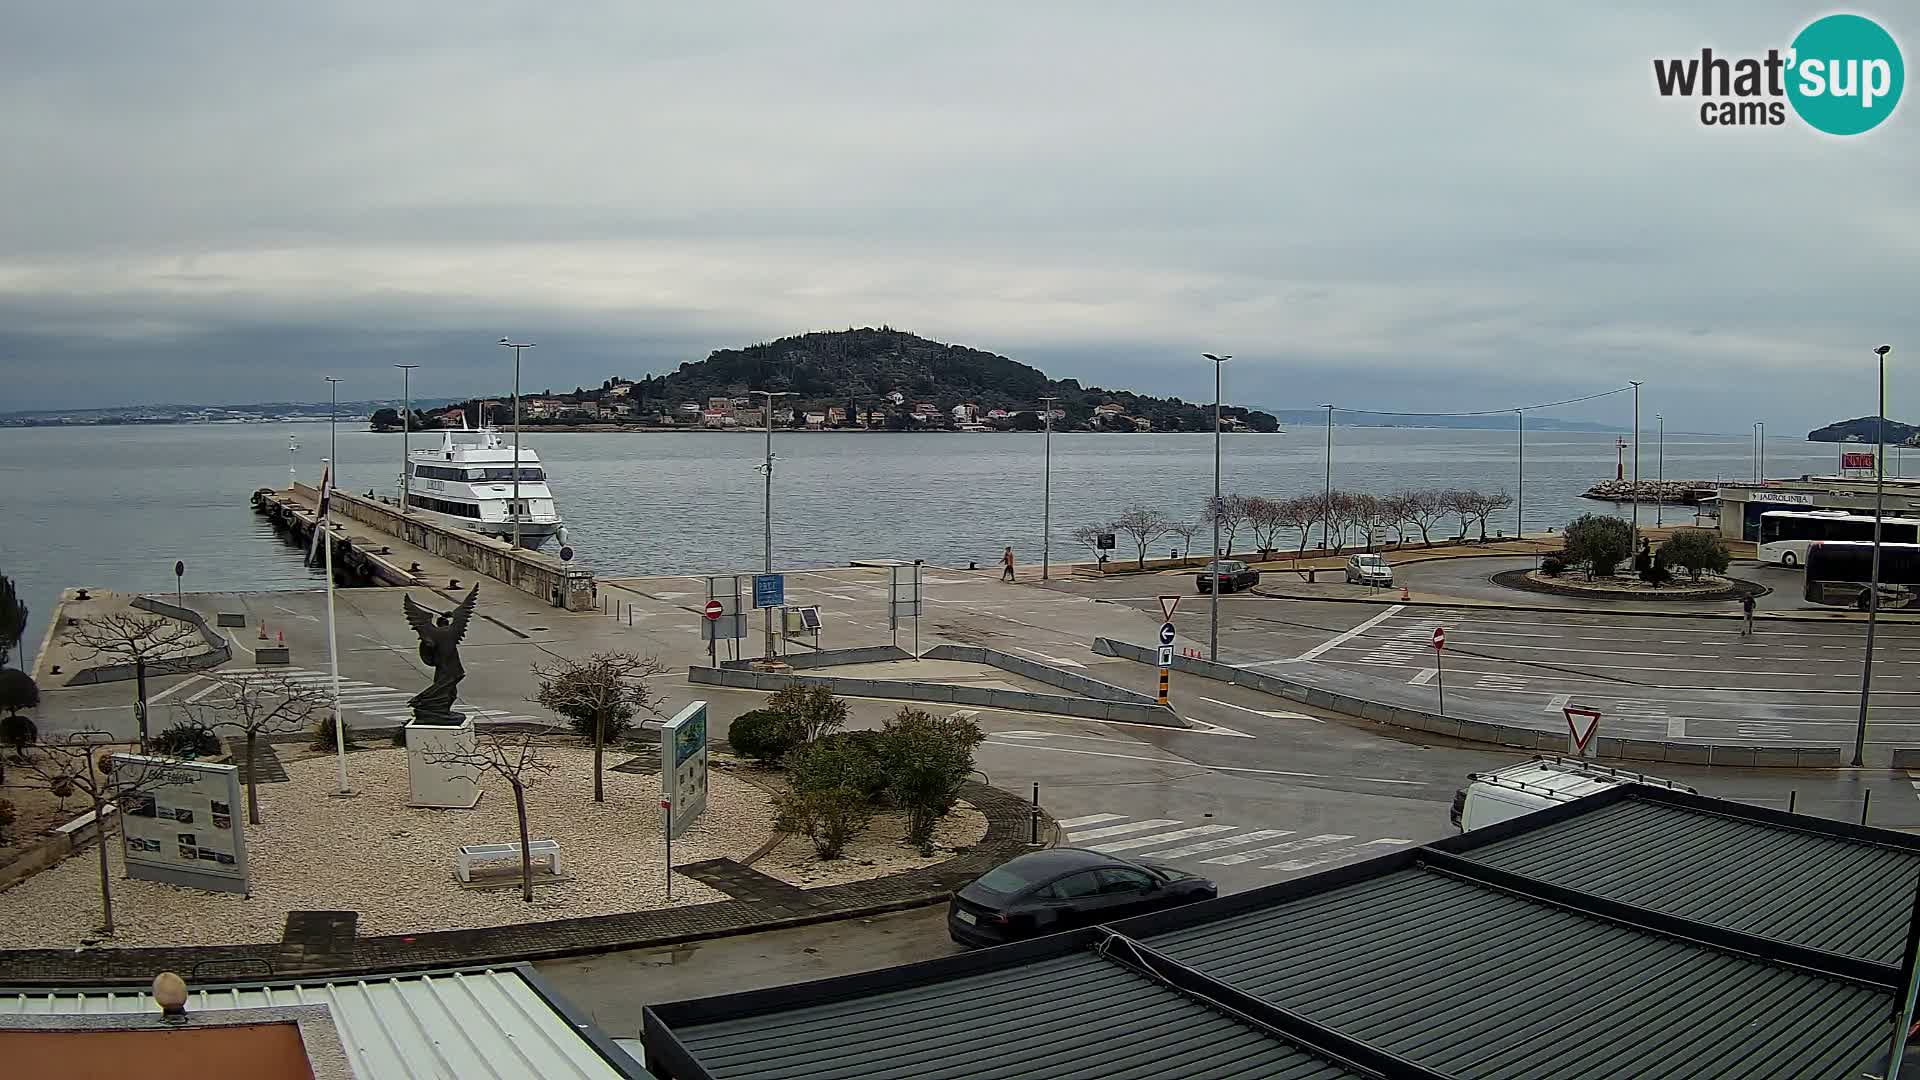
[1843,452,1876,470]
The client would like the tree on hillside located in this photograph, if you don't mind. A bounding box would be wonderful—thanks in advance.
[1564,514,1635,578]
[174,669,327,825]
[533,651,669,802]
[370,408,402,431]
[420,726,559,903]
[1113,504,1171,569]
[1659,528,1731,582]
[16,736,190,934]
[0,572,26,668]
[67,614,200,752]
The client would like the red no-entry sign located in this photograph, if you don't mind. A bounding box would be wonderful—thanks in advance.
[1432,627,1445,650]
[704,600,724,621]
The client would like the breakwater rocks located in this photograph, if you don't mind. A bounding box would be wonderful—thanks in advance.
[1579,480,1713,504]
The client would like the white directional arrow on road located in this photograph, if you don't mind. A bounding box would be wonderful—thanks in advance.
[1199,697,1325,724]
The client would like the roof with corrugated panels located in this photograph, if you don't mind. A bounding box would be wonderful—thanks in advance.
[644,785,1920,1080]
[1447,793,1920,966]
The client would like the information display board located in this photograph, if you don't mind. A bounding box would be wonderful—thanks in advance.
[112,753,250,894]
[662,701,709,840]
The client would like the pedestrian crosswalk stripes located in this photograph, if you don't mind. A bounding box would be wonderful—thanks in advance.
[1061,813,1416,874]
[203,666,546,726]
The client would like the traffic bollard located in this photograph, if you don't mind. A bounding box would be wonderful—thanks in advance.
[1862,788,1872,826]
[1030,782,1041,846]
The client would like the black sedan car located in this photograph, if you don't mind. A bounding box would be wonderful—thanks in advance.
[1196,559,1260,594]
[948,848,1218,948]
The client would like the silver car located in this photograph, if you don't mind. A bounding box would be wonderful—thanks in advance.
[1344,553,1394,586]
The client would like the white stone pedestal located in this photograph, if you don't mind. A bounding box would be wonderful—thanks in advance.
[406,716,482,809]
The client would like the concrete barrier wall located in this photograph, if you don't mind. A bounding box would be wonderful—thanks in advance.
[65,597,233,686]
[686,665,1188,727]
[719,645,912,671]
[923,644,1160,706]
[1090,637,1840,767]
[291,483,595,611]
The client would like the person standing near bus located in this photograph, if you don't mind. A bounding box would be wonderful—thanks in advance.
[1740,594,1756,638]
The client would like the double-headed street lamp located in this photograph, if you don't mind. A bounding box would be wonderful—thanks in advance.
[396,364,419,515]
[754,390,795,667]
[498,339,535,549]
[1854,344,1896,767]
[1202,354,1231,662]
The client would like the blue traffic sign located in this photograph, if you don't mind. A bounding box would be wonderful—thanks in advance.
[753,573,785,609]
[1159,622,1177,646]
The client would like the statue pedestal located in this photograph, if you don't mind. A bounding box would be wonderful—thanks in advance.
[406,716,482,809]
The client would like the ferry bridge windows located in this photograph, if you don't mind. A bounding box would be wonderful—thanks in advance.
[475,467,544,482]
[408,494,480,519]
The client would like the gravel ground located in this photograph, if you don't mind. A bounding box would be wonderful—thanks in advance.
[0,744,776,947]
[756,802,988,889]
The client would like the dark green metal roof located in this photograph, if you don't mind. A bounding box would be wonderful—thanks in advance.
[645,786,1920,1080]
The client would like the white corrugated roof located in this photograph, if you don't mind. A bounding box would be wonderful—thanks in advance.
[0,967,645,1080]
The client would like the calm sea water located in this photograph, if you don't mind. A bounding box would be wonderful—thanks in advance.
[0,423,1852,652]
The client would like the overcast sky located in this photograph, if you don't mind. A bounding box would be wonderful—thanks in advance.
[0,3,1912,430]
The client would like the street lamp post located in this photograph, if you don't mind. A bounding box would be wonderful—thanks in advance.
[1655,414,1664,528]
[498,340,534,548]
[1855,344,1896,767]
[1321,404,1335,552]
[288,433,298,490]
[1203,355,1231,662]
[324,377,341,486]
[1756,421,1765,481]
[1629,381,1642,543]
[754,390,795,667]
[1515,408,1524,541]
[396,364,419,515]
[1039,395,1058,581]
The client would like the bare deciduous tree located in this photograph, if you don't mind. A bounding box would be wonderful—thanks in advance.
[1440,489,1477,540]
[1277,495,1320,559]
[1070,522,1114,562]
[174,669,327,825]
[1113,504,1171,570]
[1398,489,1449,547]
[1476,490,1515,540]
[1204,495,1249,557]
[1379,492,1414,545]
[421,726,559,902]
[1246,497,1286,560]
[532,651,669,802]
[16,735,189,935]
[67,613,200,751]
[1347,492,1383,552]
[1167,519,1202,566]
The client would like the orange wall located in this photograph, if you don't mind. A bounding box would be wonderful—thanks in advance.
[0,1023,317,1079]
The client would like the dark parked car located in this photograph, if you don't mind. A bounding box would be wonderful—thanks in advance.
[948,848,1218,948]
[1196,559,1260,594]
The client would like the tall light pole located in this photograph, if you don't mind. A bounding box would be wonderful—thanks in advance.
[754,390,795,667]
[323,377,341,487]
[1855,344,1896,768]
[1039,395,1058,581]
[288,433,298,490]
[1752,422,1761,483]
[396,364,419,515]
[1202,355,1231,662]
[1655,414,1664,528]
[1321,404,1335,551]
[498,339,534,548]
[1515,408,1524,541]
[1756,421,1766,481]
[1629,381,1643,543]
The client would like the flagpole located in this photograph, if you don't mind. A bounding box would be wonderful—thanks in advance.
[319,461,350,795]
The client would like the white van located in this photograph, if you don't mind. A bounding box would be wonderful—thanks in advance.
[1450,757,1694,831]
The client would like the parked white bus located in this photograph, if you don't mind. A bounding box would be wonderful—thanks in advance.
[1758,510,1920,567]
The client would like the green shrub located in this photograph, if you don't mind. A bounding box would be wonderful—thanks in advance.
[772,784,871,859]
[1539,555,1566,577]
[727,708,799,764]
[0,712,36,756]
[311,715,357,751]
[150,721,221,759]
[766,684,849,743]
[0,797,13,844]
[1563,515,1634,578]
[1659,528,1731,582]
[788,733,890,804]
[881,708,987,853]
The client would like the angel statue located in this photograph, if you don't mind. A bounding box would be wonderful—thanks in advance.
[404,586,479,724]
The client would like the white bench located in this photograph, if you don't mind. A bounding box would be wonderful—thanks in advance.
[456,840,560,882]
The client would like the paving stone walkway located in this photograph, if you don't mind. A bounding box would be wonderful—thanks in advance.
[676,860,823,918]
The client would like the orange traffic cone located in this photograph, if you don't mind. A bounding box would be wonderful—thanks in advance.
[277,630,284,644]
[259,622,268,640]
[1400,585,1410,602]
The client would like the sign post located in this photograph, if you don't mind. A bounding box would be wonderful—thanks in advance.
[1432,627,1446,715]
[1564,705,1602,758]
[1157,620,1177,705]
[703,600,723,665]
[174,560,185,608]
[113,753,250,894]
[889,562,923,657]
[703,576,748,664]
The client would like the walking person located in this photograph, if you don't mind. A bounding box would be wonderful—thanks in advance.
[1740,593,1756,639]
[1002,546,1016,582]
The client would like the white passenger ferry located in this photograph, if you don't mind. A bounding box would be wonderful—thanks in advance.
[403,427,565,549]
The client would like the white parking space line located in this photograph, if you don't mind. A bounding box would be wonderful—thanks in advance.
[1409,668,1438,686]
[148,677,203,704]
[1090,824,1238,853]
[1296,606,1405,661]
[1010,646,1085,669]
[1066,819,1181,841]
[983,740,1424,784]
[1057,813,1128,829]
